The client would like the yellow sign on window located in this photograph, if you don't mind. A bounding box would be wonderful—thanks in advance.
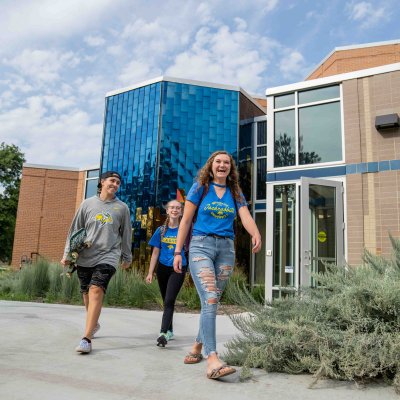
[318,231,327,243]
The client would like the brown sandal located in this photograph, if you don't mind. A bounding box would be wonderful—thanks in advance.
[207,364,236,379]
[184,352,204,364]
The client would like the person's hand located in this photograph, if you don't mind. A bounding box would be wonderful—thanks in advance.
[173,255,182,273]
[251,234,262,253]
[145,273,153,284]
[120,261,131,270]
[60,257,70,266]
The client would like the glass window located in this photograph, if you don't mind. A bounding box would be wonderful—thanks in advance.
[257,121,267,145]
[274,93,295,109]
[274,110,295,167]
[254,212,266,284]
[85,179,98,198]
[256,158,266,200]
[257,146,266,157]
[298,85,339,105]
[87,169,99,179]
[299,102,342,164]
[273,184,296,287]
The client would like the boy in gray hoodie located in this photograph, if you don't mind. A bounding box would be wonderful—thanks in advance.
[61,171,132,354]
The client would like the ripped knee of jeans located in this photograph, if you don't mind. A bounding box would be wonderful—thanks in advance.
[192,256,208,262]
[196,266,217,294]
[218,264,233,281]
[207,297,218,305]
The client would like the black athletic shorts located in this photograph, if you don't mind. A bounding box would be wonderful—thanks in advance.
[76,264,116,294]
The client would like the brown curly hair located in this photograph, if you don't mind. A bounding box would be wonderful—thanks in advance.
[197,150,242,201]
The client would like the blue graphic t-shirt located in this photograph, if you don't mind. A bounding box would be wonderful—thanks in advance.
[186,182,247,239]
[149,226,187,267]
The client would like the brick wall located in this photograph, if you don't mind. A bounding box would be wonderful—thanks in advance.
[343,70,400,264]
[308,43,400,80]
[11,166,82,268]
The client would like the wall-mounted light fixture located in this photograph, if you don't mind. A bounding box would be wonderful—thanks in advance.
[375,113,400,130]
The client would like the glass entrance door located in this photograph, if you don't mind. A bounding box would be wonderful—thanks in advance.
[300,178,344,287]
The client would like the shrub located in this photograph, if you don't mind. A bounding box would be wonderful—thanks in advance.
[177,274,200,309]
[19,259,50,298]
[223,236,400,393]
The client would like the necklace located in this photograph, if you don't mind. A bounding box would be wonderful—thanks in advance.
[212,182,227,188]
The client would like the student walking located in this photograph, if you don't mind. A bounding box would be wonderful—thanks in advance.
[173,150,262,379]
[61,171,132,354]
[146,199,187,347]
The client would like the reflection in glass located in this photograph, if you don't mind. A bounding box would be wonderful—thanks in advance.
[256,158,266,200]
[254,212,266,284]
[274,93,295,109]
[298,85,339,104]
[309,185,336,287]
[238,122,253,201]
[274,110,295,167]
[299,102,341,164]
[273,184,296,288]
[87,169,99,179]
[85,179,98,199]
[257,121,267,144]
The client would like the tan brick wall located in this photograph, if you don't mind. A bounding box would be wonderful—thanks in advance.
[308,43,400,80]
[11,167,83,268]
[343,70,400,264]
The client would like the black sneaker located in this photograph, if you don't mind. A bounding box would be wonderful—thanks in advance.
[157,333,168,347]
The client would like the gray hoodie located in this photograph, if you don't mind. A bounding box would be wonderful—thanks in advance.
[63,195,132,269]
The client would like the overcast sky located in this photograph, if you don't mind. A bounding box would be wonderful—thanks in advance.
[0,0,399,168]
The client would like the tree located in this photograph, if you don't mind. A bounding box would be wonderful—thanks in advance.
[0,143,25,263]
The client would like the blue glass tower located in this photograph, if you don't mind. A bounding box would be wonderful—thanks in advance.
[101,77,265,269]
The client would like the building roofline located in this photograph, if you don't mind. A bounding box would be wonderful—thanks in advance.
[266,62,400,96]
[305,39,400,80]
[23,163,99,172]
[106,76,266,114]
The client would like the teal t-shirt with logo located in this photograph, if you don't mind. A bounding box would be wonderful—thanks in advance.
[149,226,187,267]
[186,182,247,239]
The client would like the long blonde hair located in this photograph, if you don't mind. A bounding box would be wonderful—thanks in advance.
[197,150,242,201]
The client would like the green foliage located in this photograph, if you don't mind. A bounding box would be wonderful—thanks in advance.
[221,267,249,304]
[224,239,400,392]
[19,259,50,297]
[177,274,200,309]
[104,268,162,308]
[0,142,25,263]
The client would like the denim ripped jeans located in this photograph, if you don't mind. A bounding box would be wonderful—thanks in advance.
[189,235,235,356]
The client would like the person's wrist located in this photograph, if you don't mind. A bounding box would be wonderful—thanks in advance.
[174,252,182,256]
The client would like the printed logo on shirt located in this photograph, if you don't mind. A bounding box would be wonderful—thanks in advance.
[161,236,176,250]
[204,201,234,219]
[161,237,177,245]
[95,211,113,226]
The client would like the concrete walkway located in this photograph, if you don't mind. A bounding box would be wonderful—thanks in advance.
[0,300,397,400]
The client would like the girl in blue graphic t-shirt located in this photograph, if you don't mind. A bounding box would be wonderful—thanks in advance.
[146,199,187,348]
[173,150,262,380]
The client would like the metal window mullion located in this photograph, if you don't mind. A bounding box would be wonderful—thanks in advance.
[295,92,299,166]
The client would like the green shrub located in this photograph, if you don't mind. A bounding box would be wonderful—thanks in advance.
[221,267,249,304]
[223,236,400,393]
[177,274,200,309]
[104,268,162,309]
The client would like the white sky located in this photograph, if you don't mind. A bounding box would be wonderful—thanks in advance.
[0,0,398,168]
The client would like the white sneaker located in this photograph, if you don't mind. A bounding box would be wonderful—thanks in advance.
[75,338,92,353]
[91,323,100,338]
